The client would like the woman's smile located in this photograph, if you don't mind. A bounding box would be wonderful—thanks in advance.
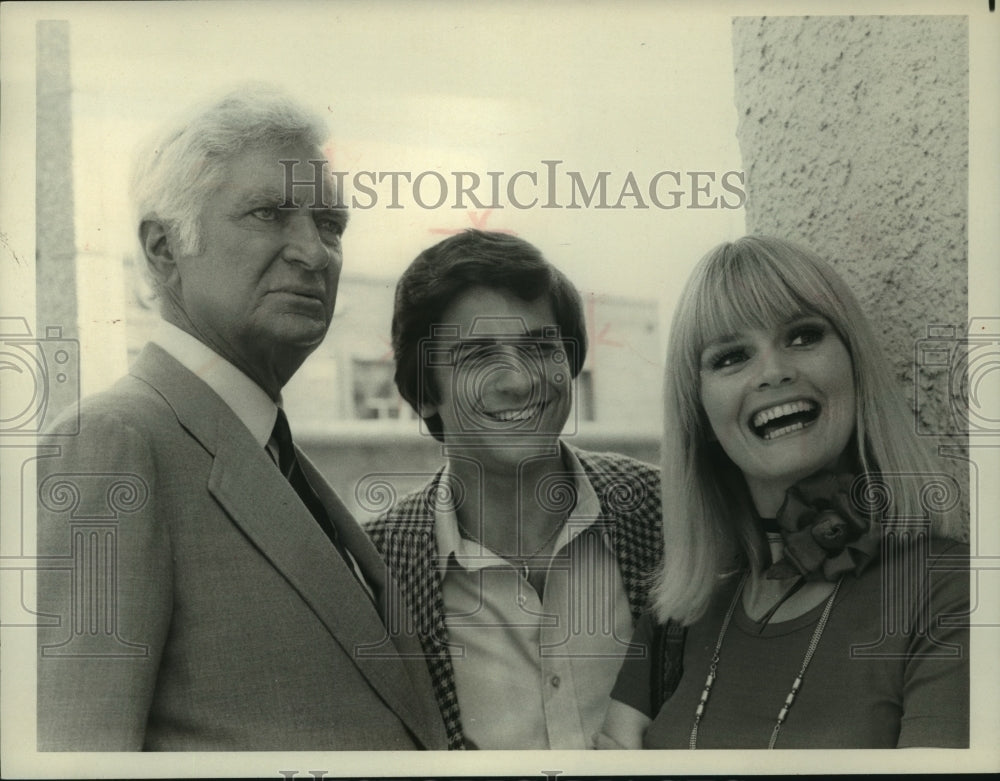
[699,314,856,514]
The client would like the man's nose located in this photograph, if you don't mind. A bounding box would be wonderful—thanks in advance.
[282,212,334,270]
[756,346,796,389]
[486,347,539,397]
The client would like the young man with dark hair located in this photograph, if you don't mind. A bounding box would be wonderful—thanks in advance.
[366,230,664,749]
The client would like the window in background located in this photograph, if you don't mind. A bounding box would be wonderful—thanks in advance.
[352,358,415,421]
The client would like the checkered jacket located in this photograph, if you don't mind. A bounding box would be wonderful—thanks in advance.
[363,446,664,750]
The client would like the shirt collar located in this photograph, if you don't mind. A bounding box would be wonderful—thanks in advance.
[434,442,603,569]
[151,321,279,447]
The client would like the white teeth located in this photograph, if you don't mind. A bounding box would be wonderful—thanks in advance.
[487,404,543,422]
[752,400,816,429]
[763,421,806,440]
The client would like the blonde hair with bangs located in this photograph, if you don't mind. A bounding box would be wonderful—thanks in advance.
[653,235,961,625]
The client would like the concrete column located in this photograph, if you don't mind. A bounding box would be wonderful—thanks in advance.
[732,16,968,531]
[36,20,77,341]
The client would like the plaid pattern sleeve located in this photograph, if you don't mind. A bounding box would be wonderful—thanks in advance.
[364,474,468,750]
[574,447,664,618]
[363,449,668,750]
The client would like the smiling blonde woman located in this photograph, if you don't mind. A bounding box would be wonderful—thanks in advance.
[598,235,969,749]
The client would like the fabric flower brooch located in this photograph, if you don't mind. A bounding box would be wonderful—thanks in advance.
[765,472,881,582]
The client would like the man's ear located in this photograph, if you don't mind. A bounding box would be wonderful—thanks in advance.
[139,219,179,288]
[418,401,438,419]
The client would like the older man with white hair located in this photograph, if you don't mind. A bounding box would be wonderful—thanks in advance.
[36,86,446,751]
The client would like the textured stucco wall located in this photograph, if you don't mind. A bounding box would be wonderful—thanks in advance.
[732,15,968,530]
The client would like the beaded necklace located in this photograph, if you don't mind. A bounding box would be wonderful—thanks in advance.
[688,570,844,749]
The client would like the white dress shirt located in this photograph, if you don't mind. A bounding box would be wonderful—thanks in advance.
[151,322,279,445]
[435,446,637,749]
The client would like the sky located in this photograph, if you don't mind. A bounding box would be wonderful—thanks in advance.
[43,1,750,395]
[65,1,746,301]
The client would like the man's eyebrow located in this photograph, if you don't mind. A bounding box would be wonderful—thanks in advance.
[240,186,349,214]
[240,186,286,204]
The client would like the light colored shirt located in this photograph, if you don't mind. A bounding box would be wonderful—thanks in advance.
[151,322,278,445]
[435,446,637,749]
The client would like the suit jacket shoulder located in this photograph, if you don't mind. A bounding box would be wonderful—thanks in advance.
[37,343,447,751]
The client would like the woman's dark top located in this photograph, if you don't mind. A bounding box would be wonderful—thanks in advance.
[611,540,969,748]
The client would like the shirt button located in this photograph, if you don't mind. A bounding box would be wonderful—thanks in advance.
[551,675,561,688]
[516,594,527,606]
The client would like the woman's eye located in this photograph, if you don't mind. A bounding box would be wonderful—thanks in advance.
[789,325,824,347]
[707,348,748,370]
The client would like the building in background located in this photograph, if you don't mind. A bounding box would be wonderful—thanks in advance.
[125,268,662,433]
[123,267,664,515]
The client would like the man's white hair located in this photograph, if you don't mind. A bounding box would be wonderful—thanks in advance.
[130,84,330,259]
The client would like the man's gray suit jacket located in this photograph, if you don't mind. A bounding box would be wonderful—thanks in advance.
[36,343,447,751]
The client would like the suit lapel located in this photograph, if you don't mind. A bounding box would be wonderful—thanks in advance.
[131,344,445,749]
[297,452,387,599]
[297,451,450,743]
[210,435,442,747]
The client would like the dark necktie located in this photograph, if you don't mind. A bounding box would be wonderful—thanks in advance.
[270,409,372,596]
